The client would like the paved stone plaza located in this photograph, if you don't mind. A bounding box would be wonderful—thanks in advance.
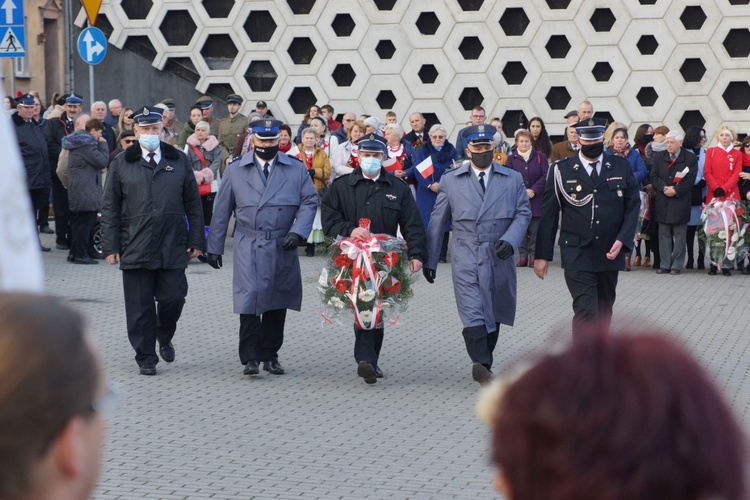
[40,229,750,499]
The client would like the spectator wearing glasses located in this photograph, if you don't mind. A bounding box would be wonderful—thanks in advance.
[455,106,487,160]
[330,112,356,151]
[109,129,136,165]
[0,292,111,500]
[115,106,134,138]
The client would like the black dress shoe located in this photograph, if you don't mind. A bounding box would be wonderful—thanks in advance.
[722,268,732,276]
[139,363,157,376]
[708,266,717,276]
[742,268,750,275]
[471,363,493,386]
[685,261,693,269]
[40,226,54,234]
[67,255,75,263]
[374,366,383,378]
[243,360,260,375]
[40,244,51,252]
[263,359,285,375]
[357,361,377,384]
[438,257,448,264]
[56,243,70,250]
[159,342,175,363]
[73,257,99,265]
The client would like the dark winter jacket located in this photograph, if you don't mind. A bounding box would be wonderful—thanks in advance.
[62,130,109,212]
[13,112,50,189]
[177,120,196,149]
[506,149,549,217]
[101,142,206,270]
[43,111,74,164]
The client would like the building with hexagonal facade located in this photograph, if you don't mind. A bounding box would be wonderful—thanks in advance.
[64,0,750,143]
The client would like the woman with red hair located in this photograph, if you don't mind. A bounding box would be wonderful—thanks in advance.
[479,333,747,500]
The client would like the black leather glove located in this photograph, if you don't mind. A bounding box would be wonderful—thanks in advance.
[308,168,315,178]
[207,253,222,269]
[494,240,514,260]
[713,187,725,198]
[282,232,304,250]
[423,268,436,284]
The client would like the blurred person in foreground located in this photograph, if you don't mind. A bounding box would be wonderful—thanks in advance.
[477,331,748,500]
[0,293,110,500]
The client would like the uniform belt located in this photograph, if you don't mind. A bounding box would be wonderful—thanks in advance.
[451,230,500,243]
[236,227,287,240]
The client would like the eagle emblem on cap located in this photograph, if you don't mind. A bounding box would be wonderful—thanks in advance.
[588,119,594,125]
[478,125,485,132]
[265,119,272,127]
[369,133,376,140]
[143,108,150,116]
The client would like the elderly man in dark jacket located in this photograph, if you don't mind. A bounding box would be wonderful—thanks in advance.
[322,134,427,385]
[102,106,205,376]
[13,93,51,251]
[63,118,109,264]
[650,130,698,275]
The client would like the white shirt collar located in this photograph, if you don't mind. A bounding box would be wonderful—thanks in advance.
[578,152,603,173]
[141,146,161,164]
[471,164,490,180]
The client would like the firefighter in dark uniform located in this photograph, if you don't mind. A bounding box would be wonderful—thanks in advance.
[101,106,206,376]
[322,134,427,385]
[534,119,640,336]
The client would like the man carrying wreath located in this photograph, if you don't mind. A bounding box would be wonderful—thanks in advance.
[322,134,427,385]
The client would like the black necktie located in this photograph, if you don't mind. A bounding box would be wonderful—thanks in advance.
[479,171,486,193]
[148,152,157,168]
[263,162,270,179]
[589,161,598,184]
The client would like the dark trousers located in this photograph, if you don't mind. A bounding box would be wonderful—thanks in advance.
[564,269,618,337]
[70,211,97,260]
[51,171,70,246]
[353,326,384,367]
[439,231,449,260]
[462,324,500,369]
[685,225,705,267]
[238,309,286,364]
[518,217,540,259]
[122,268,188,366]
[29,188,50,230]
[201,193,214,227]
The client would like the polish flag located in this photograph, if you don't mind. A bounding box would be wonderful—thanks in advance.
[415,156,434,178]
[674,166,689,184]
[286,144,299,158]
[382,155,397,169]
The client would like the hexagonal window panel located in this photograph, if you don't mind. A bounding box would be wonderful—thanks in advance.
[458,88,484,111]
[376,90,397,109]
[545,0,571,8]
[458,0,483,10]
[121,0,152,19]
[592,62,613,82]
[636,87,659,107]
[545,35,571,59]
[421,112,441,130]
[332,64,356,87]
[205,83,234,102]
[679,110,706,132]
[164,57,199,86]
[287,0,316,15]
[499,8,530,37]
[289,87,318,114]
[722,81,750,110]
[723,29,750,58]
[245,60,278,92]
[375,40,396,59]
[160,10,197,46]
[680,6,706,31]
[638,0,656,3]
[416,12,440,35]
[545,86,571,110]
[418,64,439,84]
[501,110,529,138]
[679,58,706,83]
[590,8,615,32]
[123,35,157,60]
[593,111,614,124]
[202,0,233,18]
[636,35,658,55]
[502,61,527,85]
[287,37,316,65]
[374,0,397,10]
[200,34,238,70]
[458,36,484,60]
[331,13,355,37]
[244,11,277,44]
[728,0,750,3]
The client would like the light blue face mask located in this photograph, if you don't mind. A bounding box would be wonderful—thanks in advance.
[138,134,160,151]
[360,156,382,175]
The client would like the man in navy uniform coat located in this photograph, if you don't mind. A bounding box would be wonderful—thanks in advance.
[423,124,531,385]
[206,119,317,377]
[534,119,640,336]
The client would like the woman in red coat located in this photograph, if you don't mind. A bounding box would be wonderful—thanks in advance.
[704,125,742,204]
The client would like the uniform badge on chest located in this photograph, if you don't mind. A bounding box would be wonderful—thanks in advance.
[617,189,623,197]
[576,185,582,192]
[164,166,173,171]
[386,193,397,201]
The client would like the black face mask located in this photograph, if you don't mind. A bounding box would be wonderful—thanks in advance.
[470,150,494,169]
[581,142,604,159]
[255,144,279,161]
[644,134,654,144]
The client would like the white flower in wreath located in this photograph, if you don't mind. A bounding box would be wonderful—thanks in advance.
[727,247,736,259]
[329,297,345,309]
[732,233,739,243]
[358,289,376,302]
[360,310,373,323]
[719,230,727,240]
[741,228,747,237]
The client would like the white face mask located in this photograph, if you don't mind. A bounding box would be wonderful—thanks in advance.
[138,134,160,151]
[360,157,382,175]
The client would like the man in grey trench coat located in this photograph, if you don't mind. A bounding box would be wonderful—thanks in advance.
[206,119,318,377]
[423,125,531,385]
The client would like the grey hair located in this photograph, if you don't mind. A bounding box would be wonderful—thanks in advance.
[195,120,210,131]
[666,130,684,142]
[429,124,447,137]
[384,123,403,137]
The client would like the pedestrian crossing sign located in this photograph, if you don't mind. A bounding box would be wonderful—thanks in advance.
[0,27,24,56]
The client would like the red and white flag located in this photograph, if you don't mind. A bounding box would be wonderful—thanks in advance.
[674,166,689,184]
[286,144,299,158]
[415,156,434,178]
